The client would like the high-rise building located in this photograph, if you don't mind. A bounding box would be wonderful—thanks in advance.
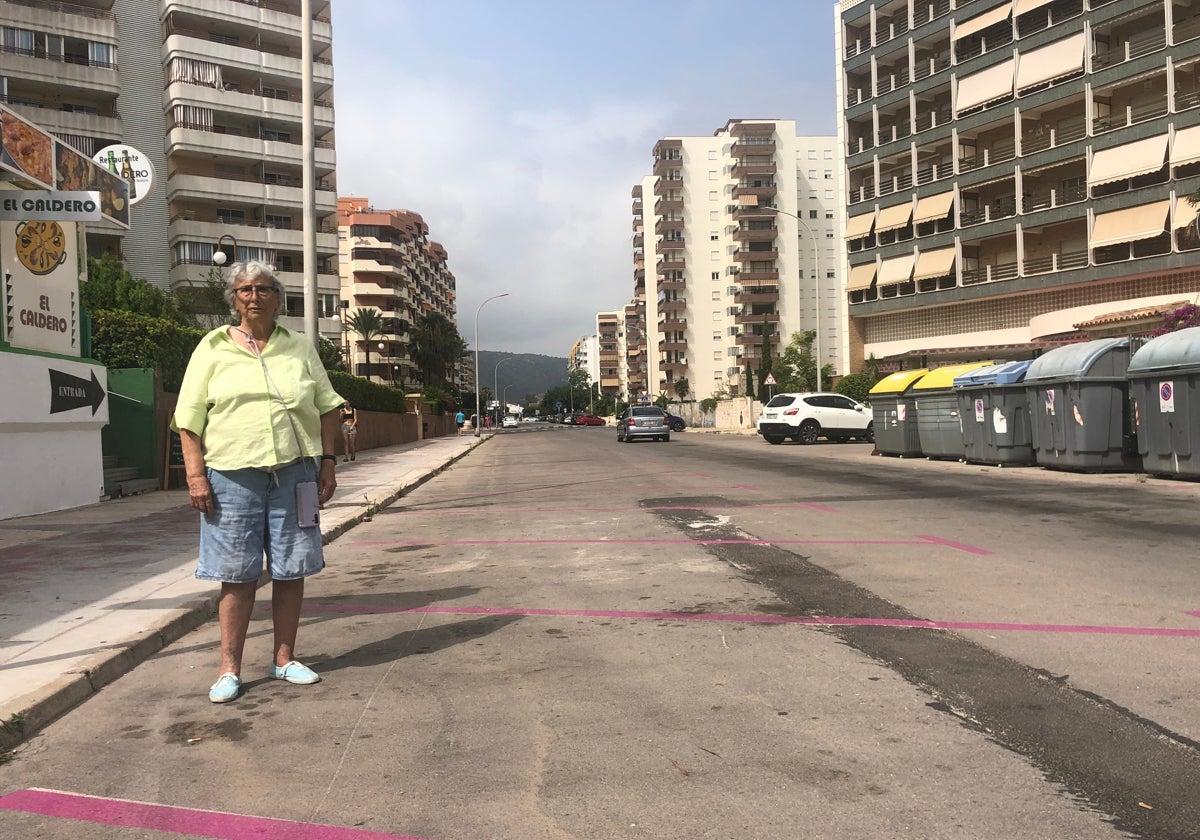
[596,311,621,397]
[337,196,458,388]
[1,0,340,336]
[837,0,1200,369]
[628,120,846,401]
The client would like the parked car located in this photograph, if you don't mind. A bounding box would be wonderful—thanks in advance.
[574,414,606,426]
[665,412,686,432]
[617,406,670,442]
[757,392,874,445]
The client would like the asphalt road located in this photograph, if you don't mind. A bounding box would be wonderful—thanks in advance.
[2,425,1198,839]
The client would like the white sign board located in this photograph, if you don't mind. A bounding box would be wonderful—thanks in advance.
[0,191,101,222]
[1,219,81,356]
[93,143,154,206]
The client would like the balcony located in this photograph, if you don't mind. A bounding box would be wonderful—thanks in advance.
[655,219,684,236]
[958,199,1017,227]
[735,333,778,347]
[165,82,335,131]
[657,277,686,292]
[654,197,683,214]
[731,161,777,178]
[733,248,779,262]
[732,184,777,201]
[658,339,688,351]
[735,312,779,325]
[167,171,337,212]
[656,258,686,273]
[166,125,335,172]
[1021,250,1088,276]
[653,157,682,176]
[656,238,685,254]
[734,289,780,305]
[163,32,334,88]
[660,359,689,373]
[0,49,119,96]
[960,261,1020,286]
[1092,97,1169,134]
[1092,29,1166,71]
[1021,184,1086,213]
[167,218,337,254]
[653,177,683,196]
[1020,118,1086,154]
[733,227,777,243]
[737,270,779,283]
[912,0,952,28]
[658,299,687,313]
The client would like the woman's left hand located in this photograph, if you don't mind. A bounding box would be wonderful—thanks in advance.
[318,460,337,504]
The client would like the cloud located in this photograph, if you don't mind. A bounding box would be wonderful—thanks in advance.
[336,71,665,356]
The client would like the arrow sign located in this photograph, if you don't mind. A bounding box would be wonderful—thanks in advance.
[49,369,105,415]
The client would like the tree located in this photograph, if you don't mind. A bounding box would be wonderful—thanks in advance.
[83,254,186,323]
[777,330,834,393]
[835,373,874,404]
[174,266,231,330]
[673,377,690,402]
[317,336,345,372]
[346,307,385,380]
[864,353,882,382]
[410,311,467,386]
[567,366,591,413]
[757,315,775,394]
[744,359,756,400]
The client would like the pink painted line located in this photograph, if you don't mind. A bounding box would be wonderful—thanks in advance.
[1187,611,1200,619]
[801,503,840,513]
[351,537,961,549]
[301,603,1200,639]
[389,503,836,516]
[732,484,758,491]
[0,789,429,840]
[916,534,993,556]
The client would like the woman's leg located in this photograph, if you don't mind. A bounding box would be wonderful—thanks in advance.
[217,581,258,676]
[271,577,305,666]
[341,429,350,461]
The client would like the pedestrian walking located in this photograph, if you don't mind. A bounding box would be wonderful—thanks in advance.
[173,261,343,704]
[455,409,465,435]
[341,400,358,460]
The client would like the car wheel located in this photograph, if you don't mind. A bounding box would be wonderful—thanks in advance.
[764,435,785,445]
[797,419,820,444]
[671,420,684,432]
[862,423,875,444]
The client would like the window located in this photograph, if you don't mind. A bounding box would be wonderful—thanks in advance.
[217,208,246,223]
[709,191,718,200]
[826,270,836,278]
[808,150,818,159]
[262,87,291,101]
[808,169,817,178]
[709,171,718,180]
[712,311,721,321]
[265,214,293,229]
[2,27,35,54]
[712,291,720,300]
[710,211,719,221]
[824,190,834,199]
[826,231,834,238]
[263,130,292,143]
[824,149,833,159]
[708,150,717,159]
[711,251,720,260]
[713,332,721,341]
[826,211,834,219]
[711,272,720,280]
[824,171,832,179]
[714,351,723,360]
[88,42,114,67]
[710,232,719,240]
[215,163,244,179]
[809,209,818,219]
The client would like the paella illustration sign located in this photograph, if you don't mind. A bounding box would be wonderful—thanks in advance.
[0,106,54,188]
[1,219,80,356]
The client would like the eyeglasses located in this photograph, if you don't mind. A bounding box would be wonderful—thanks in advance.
[234,285,278,298]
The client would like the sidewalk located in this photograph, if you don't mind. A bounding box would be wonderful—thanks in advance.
[0,433,489,750]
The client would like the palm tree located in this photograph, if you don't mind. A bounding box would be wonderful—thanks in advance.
[673,377,690,402]
[410,312,467,385]
[346,307,385,380]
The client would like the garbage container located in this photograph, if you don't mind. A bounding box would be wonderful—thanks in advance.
[869,369,928,457]
[953,360,1035,466]
[913,362,994,460]
[1126,326,1200,477]
[1023,338,1139,472]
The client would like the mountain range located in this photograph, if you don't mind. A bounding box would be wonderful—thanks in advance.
[477,350,569,404]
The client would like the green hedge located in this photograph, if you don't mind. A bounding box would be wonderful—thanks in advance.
[89,310,205,392]
[327,371,410,413]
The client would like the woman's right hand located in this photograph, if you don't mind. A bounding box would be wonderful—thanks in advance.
[187,474,213,515]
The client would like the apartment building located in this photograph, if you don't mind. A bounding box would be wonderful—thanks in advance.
[337,196,458,387]
[629,120,846,402]
[1,0,340,336]
[569,333,600,391]
[596,311,621,398]
[837,0,1200,368]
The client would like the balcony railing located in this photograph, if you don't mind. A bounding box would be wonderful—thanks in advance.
[914,107,952,133]
[230,0,333,22]
[1176,16,1200,44]
[877,171,914,195]
[1021,118,1086,154]
[1092,29,1166,70]
[912,0,951,28]
[1022,250,1088,276]
[959,199,1016,226]
[168,27,333,64]
[960,260,1019,285]
[959,139,1015,173]
[2,0,113,19]
[0,44,117,71]
[1176,89,1200,111]
[1021,184,1086,212]
[1092,98,1169,134]
[170,120,335,149]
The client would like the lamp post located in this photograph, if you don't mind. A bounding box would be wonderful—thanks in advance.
[493,356,514,427]
[212,234,238,267]
[474,293,510,437]
[338,300,349,371]
[764,207,823,392]
[378,341,387,382]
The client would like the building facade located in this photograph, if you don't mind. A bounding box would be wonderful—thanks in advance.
[837,0,1200,369]
[629,120,846,402]
[337,196,458,387]
[1,0,340,336]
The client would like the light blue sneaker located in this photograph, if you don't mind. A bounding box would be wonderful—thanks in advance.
[208,673,241,704]
[268,660,320,685]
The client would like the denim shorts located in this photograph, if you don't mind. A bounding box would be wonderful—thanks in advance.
[197,458,325,583]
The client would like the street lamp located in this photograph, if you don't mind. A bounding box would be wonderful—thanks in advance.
[212,234,238,266]
[474,292,510,437]
[764,206,823,392]
[494,356,514,427]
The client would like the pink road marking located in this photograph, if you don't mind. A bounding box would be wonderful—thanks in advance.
[0,788,428,840]
[801,503,840,513]
[916,534,992,556]
[388,502,837,516]
[1187,611,1200,619]
[301,603,1200,639]
[732,484,758,491]
[351,536,987,554]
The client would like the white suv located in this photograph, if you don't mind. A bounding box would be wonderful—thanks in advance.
[757,392,874,445]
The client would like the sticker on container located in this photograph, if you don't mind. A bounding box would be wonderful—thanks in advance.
[993,407,1007,435]
[1133,399,1140,428]
[897,404,907,422]
[1159,381,1175,413]
[1045,390,1055,416]
[1073,404,1084,427]
[974,398,985,423]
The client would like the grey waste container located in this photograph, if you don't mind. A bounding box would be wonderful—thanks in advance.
[913,362,993,460]
[953,360,1035,466]
[1023,338,1139,472]
[1127,326,1200,477]
[869,370,928,456]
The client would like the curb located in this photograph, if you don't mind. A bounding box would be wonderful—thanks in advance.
[0,437,489,754]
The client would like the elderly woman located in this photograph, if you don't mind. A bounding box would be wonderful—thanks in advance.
[174,261,343,703]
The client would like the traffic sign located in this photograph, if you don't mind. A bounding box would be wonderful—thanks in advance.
[763,373,777,386]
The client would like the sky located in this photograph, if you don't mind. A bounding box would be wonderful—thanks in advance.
[331,1,838,357]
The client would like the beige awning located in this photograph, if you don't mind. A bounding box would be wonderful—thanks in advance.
[1174,198,1200,231]
[846,261,878,292]
[1170,124,1200,168]
[1016,32,1085,91]
[1088,135,1169,186]
[1013,0,1057,16]
[953,2,1013,40]
[955,59,1016,115]
[913,190,956,225]
[844,209,877,240]
[877,254,916,287]
[913,247,957,280]
[875,201,914,233]
[1090,200,1171,248]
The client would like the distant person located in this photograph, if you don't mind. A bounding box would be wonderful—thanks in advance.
[455,409,465,435]
[174,261,343,704]
[340,400,357,461]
